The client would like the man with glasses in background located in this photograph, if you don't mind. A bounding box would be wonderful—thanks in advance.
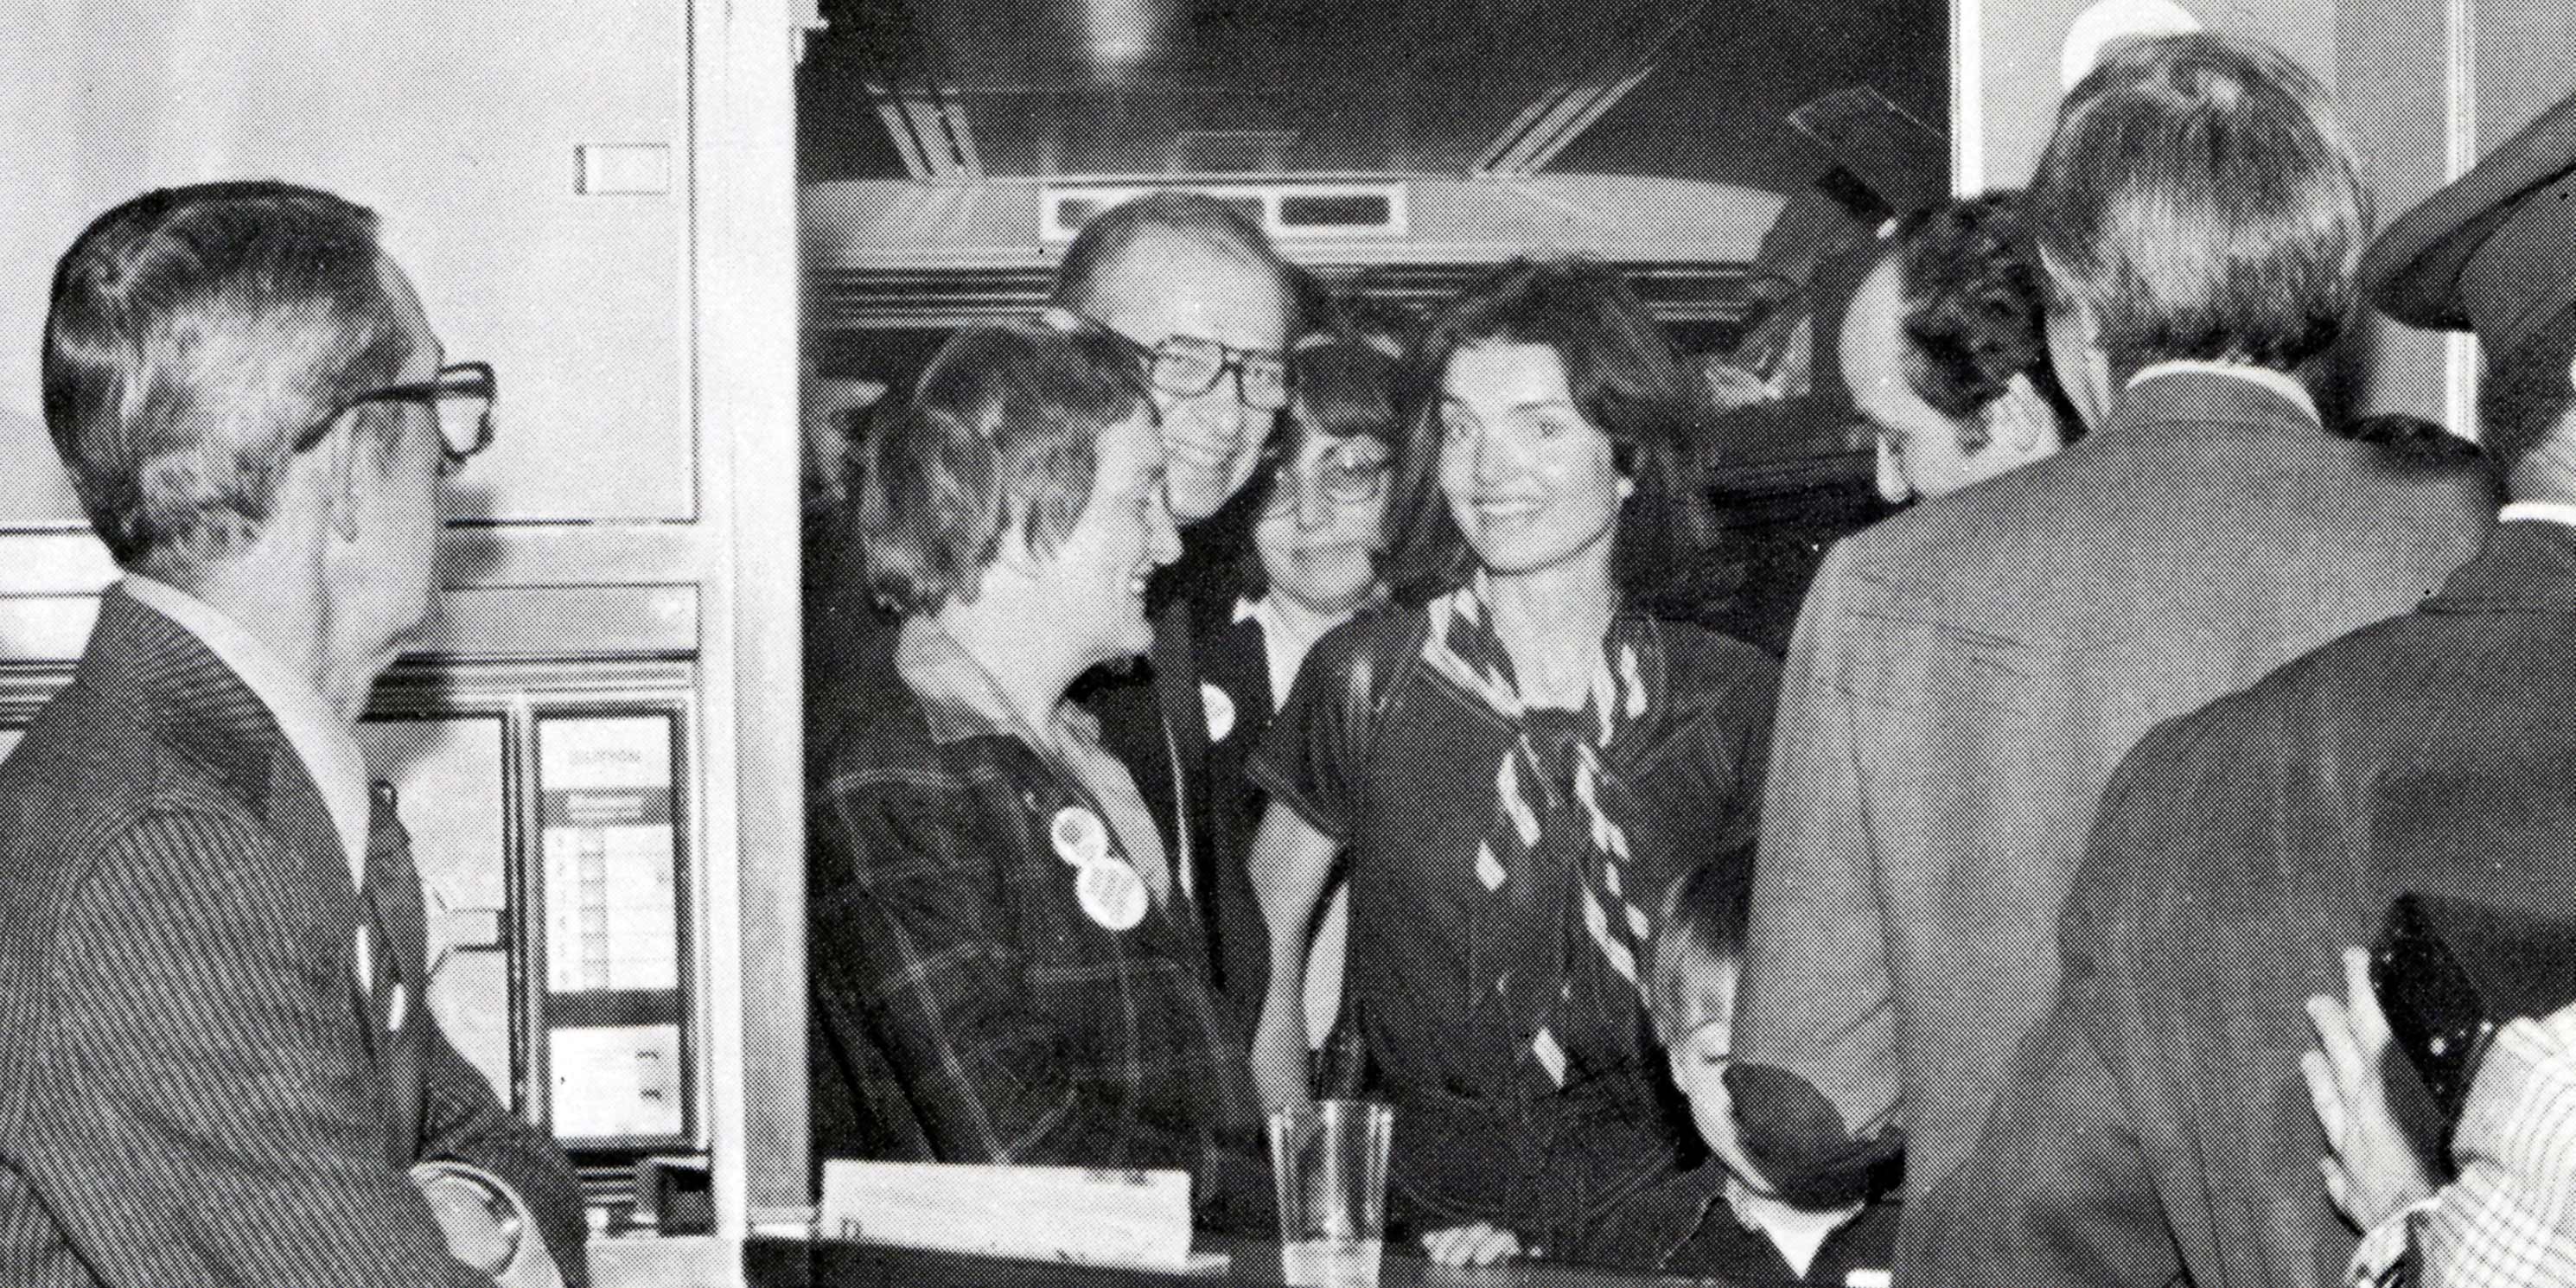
[0,181,586,1287]
[1046,192,1301,1021]
[1047,190,1298,527]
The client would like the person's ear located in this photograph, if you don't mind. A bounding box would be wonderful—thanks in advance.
[2038,256,2115,430]
[1989,373,2061,454]
[324,413,367,544]
[1873,430,1911,504]
[989,505,1047,579]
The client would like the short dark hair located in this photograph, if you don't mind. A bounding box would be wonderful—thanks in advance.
[1387,257,1726,617]
[1234,328,1408,600]
[2331,411,2484,470]
[42,180,415,582]
[1049,190,1299,325]
[2477,303,2576,486]
[2031,32,2366,373]
[1889,192,2084,450]
[1648,854,1755,1043]
[856,319,1151,616]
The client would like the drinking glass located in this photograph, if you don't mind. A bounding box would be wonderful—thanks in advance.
[1267,1100,1393,1288]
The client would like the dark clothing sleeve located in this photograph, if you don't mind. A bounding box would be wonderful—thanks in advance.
[1245,617,1379,844]
[1550,1165,1731,1270]
[1902,707,2351,1288]
[1693,638,1780,867]
[1899,965,2183,1288]
[809,768,1270,1228]
[20,805,500,1288]
[417,1005,592,1285]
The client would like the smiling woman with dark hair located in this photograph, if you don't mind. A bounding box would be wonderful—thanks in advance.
[1244,257,1778,1263]
[1383,257,1732,622]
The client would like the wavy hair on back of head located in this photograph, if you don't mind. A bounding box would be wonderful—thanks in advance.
[2031,31,2367,374]
[41,180,415,587]
[1891,191,2083,450]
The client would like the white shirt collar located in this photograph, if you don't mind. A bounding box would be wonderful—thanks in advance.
[122,575,372,889]
[2127,359,2320,427]
[1723,1173,1864,1279]
[2499,500,2576,529]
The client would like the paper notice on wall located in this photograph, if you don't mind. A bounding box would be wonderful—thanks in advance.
[819,1161,1196,1274]
[550,1023,684,1140]
[539,716,678,993]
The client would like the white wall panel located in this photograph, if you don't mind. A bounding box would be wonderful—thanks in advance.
[0,1,690,527]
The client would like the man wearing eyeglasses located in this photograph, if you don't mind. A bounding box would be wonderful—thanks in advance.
[0,182,585,1287]
[1044,193,1303,1023]
[1049,190,1297,526]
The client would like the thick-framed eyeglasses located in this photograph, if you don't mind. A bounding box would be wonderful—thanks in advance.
[1142,332,1290,412]
[1038,305,1289,411]
[1262,436,1392,517]
[292,360,498,475]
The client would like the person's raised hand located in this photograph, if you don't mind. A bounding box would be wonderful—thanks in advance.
[2302,945,2436,1231]
[1419,1221,1523,1267]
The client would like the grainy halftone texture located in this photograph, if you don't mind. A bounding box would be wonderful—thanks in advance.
[1247,603,1776,1244]
[1908,518,2576,1288]
[0,589,587,1287]
[1737,367,2492,1220]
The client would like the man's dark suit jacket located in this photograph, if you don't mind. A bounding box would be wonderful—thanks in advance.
[0,588,588,1287]
[1909,518,2576,1288]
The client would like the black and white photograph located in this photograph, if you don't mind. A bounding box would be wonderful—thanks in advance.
[0,1,2570,1285]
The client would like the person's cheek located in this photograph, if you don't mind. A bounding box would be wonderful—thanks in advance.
[1232,410,1278,487]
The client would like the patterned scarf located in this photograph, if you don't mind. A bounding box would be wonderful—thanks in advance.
[1420,572,1655,1091]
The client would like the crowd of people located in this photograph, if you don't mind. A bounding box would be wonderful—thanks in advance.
[0,20,2571,1288]
[807,29,2576,1288]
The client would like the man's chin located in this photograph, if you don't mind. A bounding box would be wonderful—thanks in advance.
[1167,470,1233,523]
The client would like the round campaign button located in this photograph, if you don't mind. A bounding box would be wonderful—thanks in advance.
[1049,806,1110,868]
[1200,681,1237,744]
[1074,859,1149,932]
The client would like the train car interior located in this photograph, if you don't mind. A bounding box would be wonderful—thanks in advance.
[0,0,2568,1284]
[798,0,1948,656]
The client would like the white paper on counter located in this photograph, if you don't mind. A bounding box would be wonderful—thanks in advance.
[819,1160,1194,1273]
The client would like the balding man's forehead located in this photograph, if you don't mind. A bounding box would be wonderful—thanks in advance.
[1088,234,1290,349]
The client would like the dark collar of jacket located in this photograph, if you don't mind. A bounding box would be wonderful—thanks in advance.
[2424,515,2576,616]
[80,583,343,875]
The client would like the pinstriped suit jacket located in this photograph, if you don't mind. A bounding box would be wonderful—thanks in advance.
[0,588,587,1287]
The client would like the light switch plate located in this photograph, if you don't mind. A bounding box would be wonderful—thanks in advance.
[577,144,671,195]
